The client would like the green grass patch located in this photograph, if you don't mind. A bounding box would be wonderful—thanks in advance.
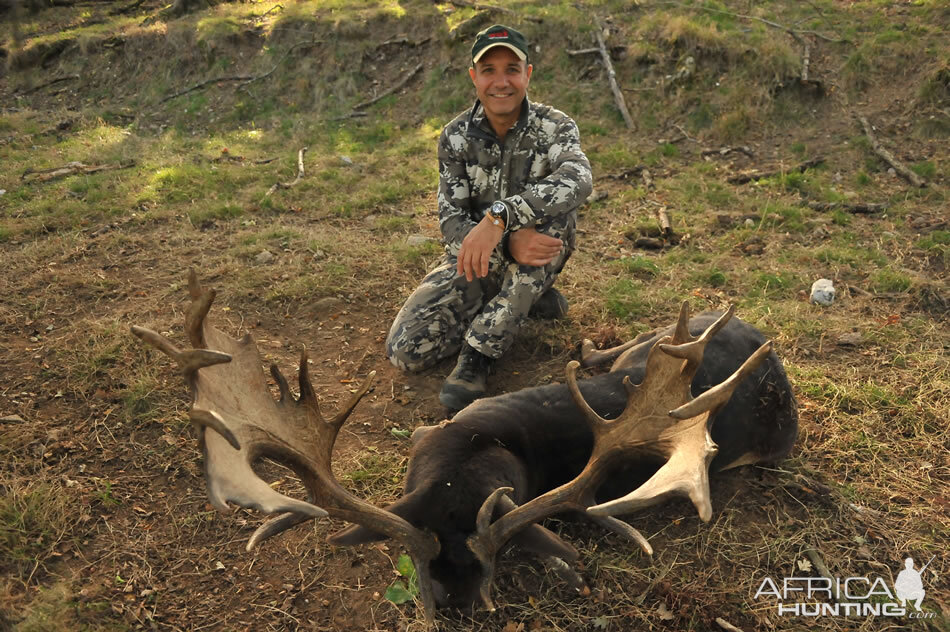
[187,202,243,226]
[616,255,661,280]
[871,269,912,293]
[392,238,442,268]
[605,279,649,320]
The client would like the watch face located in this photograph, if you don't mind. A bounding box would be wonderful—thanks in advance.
[491,201,506,215]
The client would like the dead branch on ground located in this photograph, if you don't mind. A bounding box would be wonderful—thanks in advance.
[210,153,277,165]
[22,160,135,183]
[332,112,369,122]
[727,157,825,184]
[715,618,745,632]
[109,0,148,15]
[806,201,887,214]
[566,47,600,56]
[160,41,319,103]
[702,146,754,159]
[352,63,424,110]
[856,115,927,188]
[264,148,307,199]
[805,548,844,602]
[376,36,430,49]
[802,43,811,82]
[654,206,672,238]
[16,75,80,96]
[594,18,636,131]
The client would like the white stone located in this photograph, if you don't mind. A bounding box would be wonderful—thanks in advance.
[810,278,835,306]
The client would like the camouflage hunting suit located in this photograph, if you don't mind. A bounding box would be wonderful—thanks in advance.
[387,98,592,371]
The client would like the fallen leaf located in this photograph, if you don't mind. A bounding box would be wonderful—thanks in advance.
[657,602,674,621]
[797,558,813,572]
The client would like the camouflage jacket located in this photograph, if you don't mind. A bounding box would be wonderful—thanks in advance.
[437,98,593,257]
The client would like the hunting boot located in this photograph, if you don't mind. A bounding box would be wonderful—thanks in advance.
[529,288,569,320]
[439,344,495,411]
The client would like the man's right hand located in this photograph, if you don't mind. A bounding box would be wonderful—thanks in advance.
[509,227,564,267]
[456,216,505,281]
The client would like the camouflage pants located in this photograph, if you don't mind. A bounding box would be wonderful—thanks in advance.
[387,245,571,372]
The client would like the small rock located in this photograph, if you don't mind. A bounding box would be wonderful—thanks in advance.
[744,218,756,228]
[340,155,354,166]
[810,278,835,306]
[588,189,609,203]
[0,189,6,196]
[255,250,275,264]
[837,332,862,346]
[887,167,897,177]
[406,234,434,247]
[1,414,25,424]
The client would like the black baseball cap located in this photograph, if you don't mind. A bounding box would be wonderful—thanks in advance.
[471,24,529,64]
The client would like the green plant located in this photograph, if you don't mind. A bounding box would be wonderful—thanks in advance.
[384,554,418,605]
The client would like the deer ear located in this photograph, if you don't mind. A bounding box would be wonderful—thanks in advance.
[327,491,426,546]
[510,524,579,562]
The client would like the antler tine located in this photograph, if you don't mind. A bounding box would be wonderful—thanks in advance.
[270,364,293,403]
[185,269,214,349]
[565,361,609,432]
[656,305,736,369]
[670,342,772,420]
[671,301,693,344]
[477,487,515,534]
[189,408,241,451]
[130,325,232,383]
[329,371,377,427]
[697,304,735,343]
[247,512,312,551]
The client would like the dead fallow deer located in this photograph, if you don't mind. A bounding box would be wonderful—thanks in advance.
[131,271,797,625]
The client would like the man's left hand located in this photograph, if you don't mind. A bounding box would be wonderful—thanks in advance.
[456,216,504,281]
[509,227,563,267]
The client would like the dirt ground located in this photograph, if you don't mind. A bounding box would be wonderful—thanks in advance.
[1,1,949,631]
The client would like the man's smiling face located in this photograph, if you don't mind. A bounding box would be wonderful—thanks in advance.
[468,46,533,125]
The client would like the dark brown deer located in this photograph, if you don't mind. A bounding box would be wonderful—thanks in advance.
[131,271,797,625]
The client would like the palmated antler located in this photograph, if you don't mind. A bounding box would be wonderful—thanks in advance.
[467,303,771,609]
[131,271,440,622]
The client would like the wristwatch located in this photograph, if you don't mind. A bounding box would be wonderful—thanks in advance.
[487,200,508,230]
